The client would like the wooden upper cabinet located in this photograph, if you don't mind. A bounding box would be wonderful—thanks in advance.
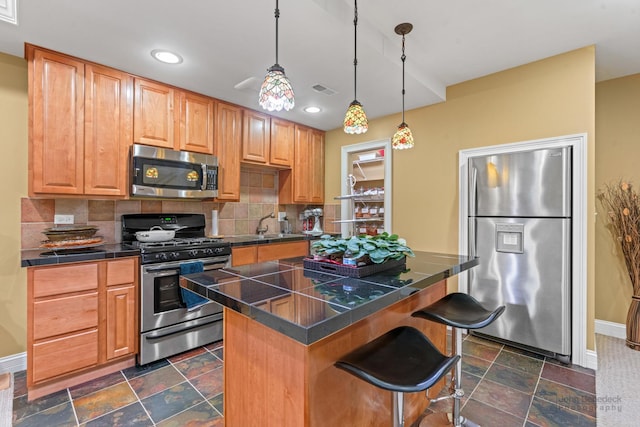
[84,64,133,196]
[279,125,325,204]
[215,102,243,201]
[29,47,85,195]
[270,118,294,167]
[242,110,271,164]
[133,78,176,149]
[309,129,325,204]
[28,45,131,197]
[242,111,294,168]
[178,91,215,154]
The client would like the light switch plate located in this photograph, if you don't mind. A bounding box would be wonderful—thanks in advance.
[54,214,74,225]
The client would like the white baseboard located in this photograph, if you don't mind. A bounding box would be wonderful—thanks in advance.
[595,319,626,339]
[584,348,598,371]
[0,352,26,374]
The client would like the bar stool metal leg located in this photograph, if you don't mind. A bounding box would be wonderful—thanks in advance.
[412,293,505,427]
[393,391,404,427]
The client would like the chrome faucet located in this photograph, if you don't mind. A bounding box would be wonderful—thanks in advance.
[256,212,275,235]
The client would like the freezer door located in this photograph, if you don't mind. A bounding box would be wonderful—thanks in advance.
[469,146,571,217]
[468,217,571,356]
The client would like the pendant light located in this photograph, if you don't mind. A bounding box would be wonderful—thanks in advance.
[343,0,368,134]
[392,23,414,150]
[258,0,295,112]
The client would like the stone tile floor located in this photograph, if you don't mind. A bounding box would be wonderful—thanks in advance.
[12,335,596,426]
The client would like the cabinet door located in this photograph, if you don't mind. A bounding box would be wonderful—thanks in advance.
[269,118,294,167]
[106,284,137,360]
[134,78,176,148]
[242,110,270,164]
[257,241,309,262]
[178,91,215,154]
[215,102,243,201]
[232,246,258,266]
[84,64,133,196]
[28,47,85,195]
[309,130,325,204]
[292,125,312,202]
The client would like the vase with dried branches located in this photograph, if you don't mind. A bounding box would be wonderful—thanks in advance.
[598,180,640,350]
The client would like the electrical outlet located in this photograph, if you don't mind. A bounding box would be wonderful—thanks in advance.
[54,214,74,225]
[278,212,287,221]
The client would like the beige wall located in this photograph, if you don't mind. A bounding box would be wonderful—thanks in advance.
[0,52,28,357]
[326,47,597,349]
[595,73,640,324]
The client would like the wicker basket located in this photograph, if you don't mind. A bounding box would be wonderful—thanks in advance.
[303,256,406,278]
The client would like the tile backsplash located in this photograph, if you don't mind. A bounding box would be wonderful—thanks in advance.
[21,168,340,250]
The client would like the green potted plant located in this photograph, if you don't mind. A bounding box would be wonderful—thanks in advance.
[311,233,414,265]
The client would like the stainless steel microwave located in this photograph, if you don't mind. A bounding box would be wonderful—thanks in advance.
[131,144,218,199]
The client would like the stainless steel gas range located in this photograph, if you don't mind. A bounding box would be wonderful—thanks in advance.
[121,213,231,365]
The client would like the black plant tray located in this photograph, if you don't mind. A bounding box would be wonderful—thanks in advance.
[303,256,406,278]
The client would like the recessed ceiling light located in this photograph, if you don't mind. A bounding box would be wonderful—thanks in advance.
[151,49,183,64]
[304,106,321,113]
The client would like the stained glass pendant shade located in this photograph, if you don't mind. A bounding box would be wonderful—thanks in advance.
[259,0,295,112]
[343,0,368,134]
[392,22,414,150]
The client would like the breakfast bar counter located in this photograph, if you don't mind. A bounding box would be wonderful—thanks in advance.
[182,251,477,426]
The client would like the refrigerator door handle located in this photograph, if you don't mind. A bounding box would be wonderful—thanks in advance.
[468,218,477,258]
[469,165,478,216]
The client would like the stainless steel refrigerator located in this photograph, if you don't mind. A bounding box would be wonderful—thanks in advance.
[468,146,572,360]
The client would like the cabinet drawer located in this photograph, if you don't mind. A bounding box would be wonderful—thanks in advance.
[33,292,98,340]
[32,263,98,298]
[257,241,309,262]
[32,329,98,383]
[106,258,136,286]
[232,246,258,266]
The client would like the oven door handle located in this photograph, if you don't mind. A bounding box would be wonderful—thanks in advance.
[144,314,222,340]
[144,259,228,274]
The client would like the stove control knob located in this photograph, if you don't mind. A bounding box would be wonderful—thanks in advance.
[188,249,198,257]
[158,253,168,260]
[170,252,180,259]
[204,248,214,255]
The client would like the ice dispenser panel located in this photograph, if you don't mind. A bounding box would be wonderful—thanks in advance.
[496,223,524,253]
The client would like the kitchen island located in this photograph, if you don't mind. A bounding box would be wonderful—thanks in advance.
[182,251,477,427]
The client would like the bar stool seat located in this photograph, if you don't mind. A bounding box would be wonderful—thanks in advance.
[412,293,505,427]
[336,326,459,426]
[412,293,505,329]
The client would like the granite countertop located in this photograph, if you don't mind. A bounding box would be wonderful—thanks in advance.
[21,244,140,267]
[20,233,332,267]
[181,251,478,345]
[223,233,337,246]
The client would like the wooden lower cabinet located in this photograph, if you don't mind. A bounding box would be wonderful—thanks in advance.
[106,284,136,360]
[231,240,309,266]
[27,257,139,400]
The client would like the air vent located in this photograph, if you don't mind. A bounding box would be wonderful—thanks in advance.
[312,84,337,96]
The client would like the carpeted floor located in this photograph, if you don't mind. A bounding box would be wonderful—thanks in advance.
[596,334,640,427]
[0,373,12,427]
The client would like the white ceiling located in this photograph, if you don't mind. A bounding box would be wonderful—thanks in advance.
[1,0,639,131]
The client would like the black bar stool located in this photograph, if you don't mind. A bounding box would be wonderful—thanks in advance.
[412,293,505,427]
[335,326,460,427]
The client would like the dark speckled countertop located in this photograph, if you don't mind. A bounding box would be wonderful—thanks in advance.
[181,251,478,345]
[20,233,331,267]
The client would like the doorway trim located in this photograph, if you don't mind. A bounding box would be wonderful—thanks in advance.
[458,133,591,368]
[340,139,392,237]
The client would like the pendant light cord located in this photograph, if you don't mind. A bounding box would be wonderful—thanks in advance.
[274,0,280,66]
[353,0,358,101]
[401,33,406,123]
